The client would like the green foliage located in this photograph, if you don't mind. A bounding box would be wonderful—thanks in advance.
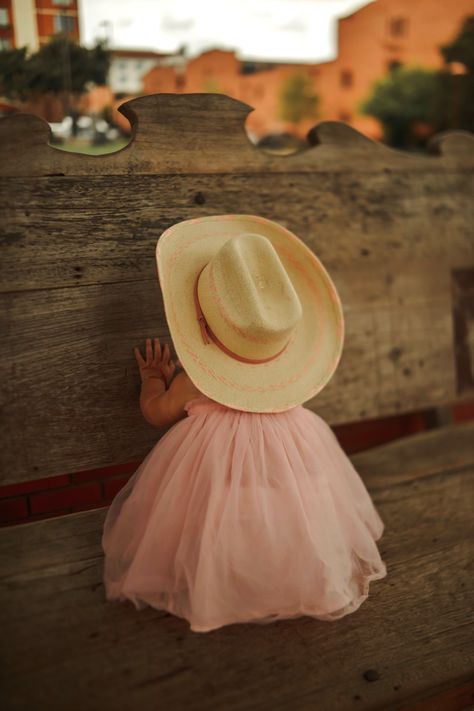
[0,47,29,100]
[359,66,439,147]
[436,15,474,133]
[432,70,474,134]
[0,36,110,101]
[440,15,474,72]
[278,72,319,125]
[201,78,224,93]
[359,15,474,148]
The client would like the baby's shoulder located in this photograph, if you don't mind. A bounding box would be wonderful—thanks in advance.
[170,368,203,403]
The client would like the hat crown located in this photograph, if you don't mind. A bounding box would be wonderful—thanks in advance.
[197,233,303,360]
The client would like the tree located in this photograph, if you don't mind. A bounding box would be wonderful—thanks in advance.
[434,15,474,133]
[359,15,474,149]
[359,65,439,149]
[0,36,110,112]
[0,47,29,100]
[441,15,474,73]
[278,72,319,126]
[201,77,224,93]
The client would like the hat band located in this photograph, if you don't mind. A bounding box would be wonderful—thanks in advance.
[193,266,290,364]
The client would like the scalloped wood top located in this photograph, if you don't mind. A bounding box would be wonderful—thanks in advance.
[0,93,473,176]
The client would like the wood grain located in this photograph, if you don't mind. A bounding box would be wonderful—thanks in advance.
[1,421,473,711]
[1,92,473,484]
[0,172,472,294]
[0,258,464,484]
[1,95,473,177]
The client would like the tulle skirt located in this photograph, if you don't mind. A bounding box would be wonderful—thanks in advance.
[101,397,387,633]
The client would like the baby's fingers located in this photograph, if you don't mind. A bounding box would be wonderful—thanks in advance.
[153,337,162,362]
[145,338,153,364]
[161,342,170,364]
[133,346,146,367]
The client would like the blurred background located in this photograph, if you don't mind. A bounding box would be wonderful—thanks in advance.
[0,0,472,155]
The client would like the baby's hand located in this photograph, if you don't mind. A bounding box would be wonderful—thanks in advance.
[134,338,176,388]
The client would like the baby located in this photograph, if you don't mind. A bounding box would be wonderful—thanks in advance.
[102,217,387,634]
[134,336,202,428]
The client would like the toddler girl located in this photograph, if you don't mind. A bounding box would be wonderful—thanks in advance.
[101,215,387,633]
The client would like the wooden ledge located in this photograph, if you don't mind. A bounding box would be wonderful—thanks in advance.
[1,93,473,176]
[1,420,473,710]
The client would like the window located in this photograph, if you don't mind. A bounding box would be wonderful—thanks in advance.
[136,61,143,69]
[0,8,9,26]
[54,15,75,33]
[0,37,12,49]
[241,62,257,75]
[388,59,402,72]
[389,17,407,37]
[53,0,73,5]
[340,69,353,88]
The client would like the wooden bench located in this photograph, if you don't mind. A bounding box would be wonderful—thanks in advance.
[1,93,473,711]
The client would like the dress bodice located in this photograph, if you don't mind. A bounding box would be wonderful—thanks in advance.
[184,394,232,416]
[183,394,303,417]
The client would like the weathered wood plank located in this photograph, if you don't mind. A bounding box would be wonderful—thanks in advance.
[0,259,465,484]
[1,92,473,483]
[0,281,167,484]
[1,172,473,293]
[1,95,473,177]
[1,420,472,577]
[1,172,473,294]
[350,419,474,486]
[1,422,473,711]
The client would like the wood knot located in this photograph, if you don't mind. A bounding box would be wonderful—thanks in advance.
[363,669,380,682]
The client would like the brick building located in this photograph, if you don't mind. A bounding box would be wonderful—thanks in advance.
[313,0,474,139]
[2,0,472,138]
[139,0,473,141]
[0,0,79,53]
[109,48,176,95]
[141,49,318,141]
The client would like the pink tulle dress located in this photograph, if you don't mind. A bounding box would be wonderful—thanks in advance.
[101,394,387,633]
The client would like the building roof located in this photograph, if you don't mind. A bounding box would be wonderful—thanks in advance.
[109,48,175,59]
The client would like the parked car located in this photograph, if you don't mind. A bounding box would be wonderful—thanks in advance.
[49,114,121,144]
[48,115,73,142]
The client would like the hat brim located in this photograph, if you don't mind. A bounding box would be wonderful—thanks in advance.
[156,215,344,413]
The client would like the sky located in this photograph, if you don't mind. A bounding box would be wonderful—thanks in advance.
[79,0,375,63]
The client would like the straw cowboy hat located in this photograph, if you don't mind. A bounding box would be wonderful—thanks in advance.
[155,214,345,413]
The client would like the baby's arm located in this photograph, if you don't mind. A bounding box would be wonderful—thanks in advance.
[134,338,197,429]
[140,371,193,428]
